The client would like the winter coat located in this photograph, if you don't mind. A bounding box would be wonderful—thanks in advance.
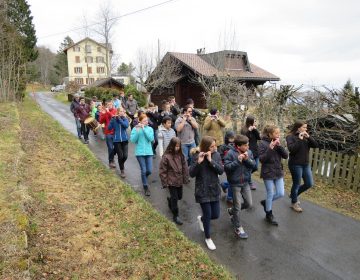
[75,104,91,122]
[125,99,138,116]
[202,115,226,146]
[99,108,117,135]
[241,127,261,158]
[218,130,235,161]
[146,111,160,130]
[286,134,318,165]
[158,125,176,157]
[224,145,256,186]
[70,99,80,117]
[189,150,224,203]
[258,136,288,180]
[159,152,189,187]
[130,125,154,156]
[108,116,129,142]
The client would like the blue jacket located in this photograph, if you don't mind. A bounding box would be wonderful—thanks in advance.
[224,146,256,186]
[130,126,154,156]
[108,116,129,142]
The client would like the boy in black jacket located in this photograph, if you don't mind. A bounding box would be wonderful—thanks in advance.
[224,135,256,239]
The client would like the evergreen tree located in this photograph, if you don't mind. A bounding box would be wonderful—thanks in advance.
[53,36,74,80]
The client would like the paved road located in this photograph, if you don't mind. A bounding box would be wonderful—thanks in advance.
[34,92,360,280]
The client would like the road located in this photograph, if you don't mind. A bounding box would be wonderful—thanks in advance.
[34,92,360,280]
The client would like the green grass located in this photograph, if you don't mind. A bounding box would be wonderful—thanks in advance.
[1,96,233,279]
[54,91,70,104]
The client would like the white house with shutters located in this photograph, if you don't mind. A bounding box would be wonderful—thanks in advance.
[64,37,112,86]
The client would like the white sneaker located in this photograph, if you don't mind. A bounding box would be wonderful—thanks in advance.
[205,238,216,250]
[197,215,204,232]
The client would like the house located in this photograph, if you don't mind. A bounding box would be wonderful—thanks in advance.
[112,74,131,86]
[64,37,112,86]
[147,50,280,108]
[85,77,124,92]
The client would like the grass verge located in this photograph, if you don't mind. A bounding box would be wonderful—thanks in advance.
[53,91,70,104]
[0,97,232,279]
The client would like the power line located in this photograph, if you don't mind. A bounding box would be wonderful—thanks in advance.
[39,0,178,39]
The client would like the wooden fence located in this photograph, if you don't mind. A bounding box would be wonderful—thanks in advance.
[283,148,360,191]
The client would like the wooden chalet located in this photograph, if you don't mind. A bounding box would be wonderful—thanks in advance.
[148,50,280,108]
[86,77,124,91]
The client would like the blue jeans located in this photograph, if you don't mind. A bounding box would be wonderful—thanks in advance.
[182,142,196,165]
[289,164,314,203]
[75,117,81,137]
[105,134,115,163]
[200,201,220,239]
[263,178,285,211]
[221,181,233,201]
[249,157,259,185]
[136,155,153,188]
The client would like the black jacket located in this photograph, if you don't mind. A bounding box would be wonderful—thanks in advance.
[224,146,256,186]
[189,151,224,203]
[241,127,261,158]
[286,134,318,165]
[146,111,160,130]
[258,137,288,180]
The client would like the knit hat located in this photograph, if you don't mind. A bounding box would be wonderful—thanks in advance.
[224,130,235,144]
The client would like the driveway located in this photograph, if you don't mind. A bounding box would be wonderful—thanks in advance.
[34,92,360,280]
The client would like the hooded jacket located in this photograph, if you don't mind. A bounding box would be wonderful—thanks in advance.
[159,152,189,187]
[202,115,226,145]
[108,116,129,142]
[218,130,235,161]
[189,149,224,203]
[224,145,256,186]
[258,136,288,180]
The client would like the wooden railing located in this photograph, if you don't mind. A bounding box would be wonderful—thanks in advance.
[283,148,360,191]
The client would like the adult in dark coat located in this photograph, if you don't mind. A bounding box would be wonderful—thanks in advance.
[189,136,223,251]
[75,97,91,144]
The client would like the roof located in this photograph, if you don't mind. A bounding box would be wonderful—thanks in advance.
[86,77,124,88]
[63,37,112,53]
[168,51,280,81]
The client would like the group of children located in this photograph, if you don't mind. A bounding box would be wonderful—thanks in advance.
[71,94,318,251]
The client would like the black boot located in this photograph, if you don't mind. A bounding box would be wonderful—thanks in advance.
[173,216,183,225]
[266,210,278,226]
[260,200,266,213]
[167,197,171,210]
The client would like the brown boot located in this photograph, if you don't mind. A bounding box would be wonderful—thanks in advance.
[291,202,303,213]
[109,161,116,168]
[120,170,126,178]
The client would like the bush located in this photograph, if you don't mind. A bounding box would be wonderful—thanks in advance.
[125,84,146,107]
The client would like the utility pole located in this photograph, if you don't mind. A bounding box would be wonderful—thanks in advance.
[157,38,160,65]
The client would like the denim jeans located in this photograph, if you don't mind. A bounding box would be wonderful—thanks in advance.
[249,157,259,185]
[230,184,252,229]
[105,134,115,163]
[200,201,220,239]
[136,155,153,188]
[289,164,314,203]
[114,141,128,170]
[181,142,196,165]
[152,129,158,155]
[263,178,285,211]
[75,117,81,137]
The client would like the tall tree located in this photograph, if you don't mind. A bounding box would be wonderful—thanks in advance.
[53,36,74,81]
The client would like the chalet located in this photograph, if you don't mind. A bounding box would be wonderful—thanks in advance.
[86,77,124,91]
[148,50,280,108]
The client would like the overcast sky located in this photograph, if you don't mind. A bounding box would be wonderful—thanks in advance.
[28,0,360,89]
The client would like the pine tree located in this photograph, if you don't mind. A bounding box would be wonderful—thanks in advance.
[53,36,74,80]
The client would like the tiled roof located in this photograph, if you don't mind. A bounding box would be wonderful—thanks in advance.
[169,52,280,81]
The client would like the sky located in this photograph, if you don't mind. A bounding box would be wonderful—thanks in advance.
[28,0,360,89]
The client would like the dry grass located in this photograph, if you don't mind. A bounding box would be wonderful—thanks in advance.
[0,97,232,279]
[53,92,70,104]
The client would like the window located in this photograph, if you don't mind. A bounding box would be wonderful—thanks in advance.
[87,67,92,74]
[86,78,95,85]
[75,78,83,85]
[73,46,80,52]
[85,45,92,53]
[85,56,93,63]
[97,67,105,74]
[75,56,80,63]
[96,56,104,63]
[97,46,102,52]
[74,67,82,74]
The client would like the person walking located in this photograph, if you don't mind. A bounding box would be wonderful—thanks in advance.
[175,106,199,165]
[224,135,256,239]
[286,120,318,212]
[146,102,160,157]
[108,107,129,178]
[189,136,224,250]
[202,108,226,146]
[70,93,82,139]
[125,94,139,122]
[258,125,288,225]
[159,137,189,225]
[99,100,117,168]
[130,114,154,196]
[75,97,91,144]
[158,116,176,157]
[241,116,261,190]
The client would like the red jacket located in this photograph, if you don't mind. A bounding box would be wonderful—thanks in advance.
[99,108,117,135]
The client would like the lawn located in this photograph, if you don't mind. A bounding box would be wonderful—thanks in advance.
[0,98,233,279]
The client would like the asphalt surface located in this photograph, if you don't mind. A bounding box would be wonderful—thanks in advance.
[33,92,360,280]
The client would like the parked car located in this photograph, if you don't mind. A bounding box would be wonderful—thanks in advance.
[51,85,65,92]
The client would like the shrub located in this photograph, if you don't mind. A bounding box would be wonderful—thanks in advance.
[125,84,146,107]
